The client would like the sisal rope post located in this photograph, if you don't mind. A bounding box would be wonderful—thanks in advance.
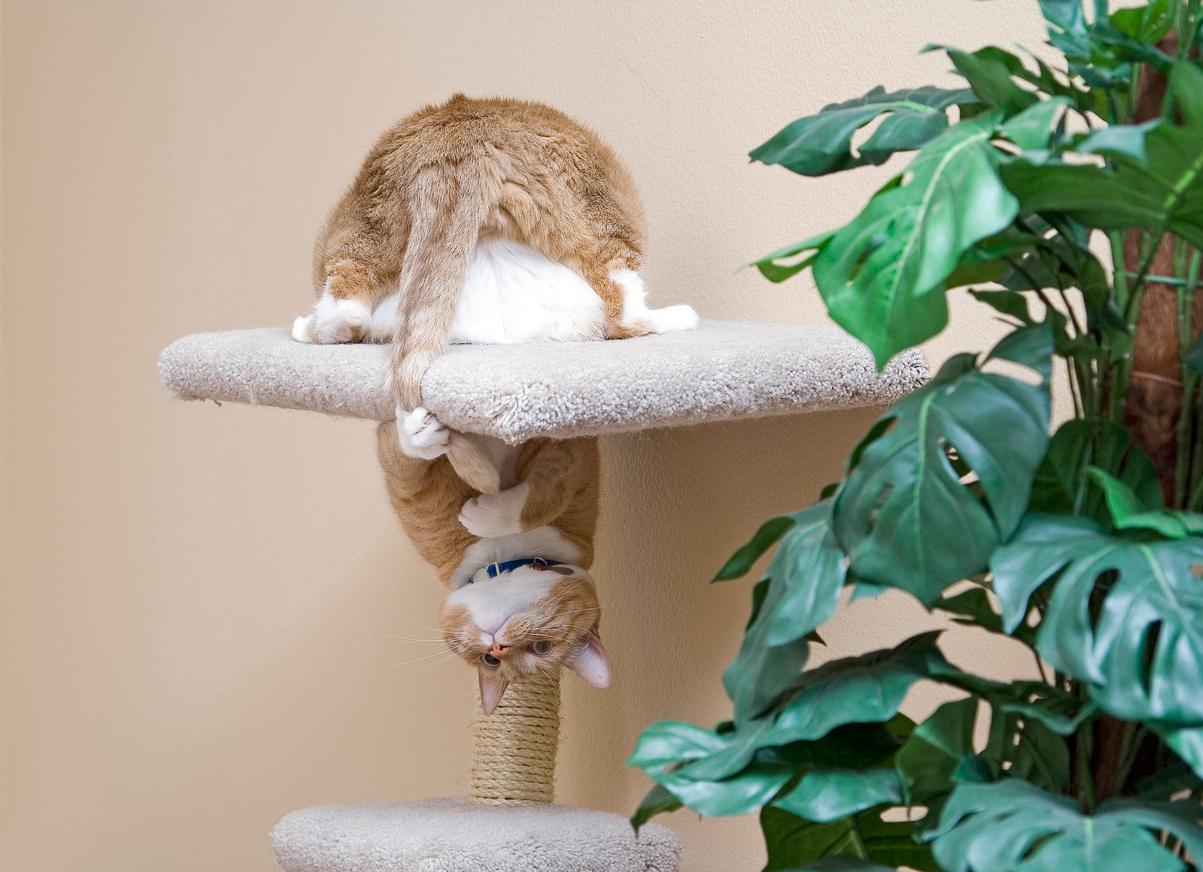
[470,672,561,805]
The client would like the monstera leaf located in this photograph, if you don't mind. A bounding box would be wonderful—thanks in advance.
[720,501,847,722]
[926,779,1203,872]
[834,325,1052,604]
[630,634,947,811]
[895,697,977,804]
[763,805,938,872]
[785,860,899,872]
[946,47,1039,115]
[773,768,903,824]
[992,513,1203,724]
[1001,62,1203,249]
[629,719,900,820]
[1028,419,1161,520]
[1085,468,1203,539]
[1038,0,1091,61]
[812,110,1019,367]
[680,633,951,785]
[627,719,793,817]
[749,85,975,177]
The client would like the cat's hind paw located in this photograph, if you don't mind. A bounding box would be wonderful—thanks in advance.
[291,314,314,343]
[397,406,450,460]
[646,304,700,334]
[308,287,371,344]
[458,482,530,538]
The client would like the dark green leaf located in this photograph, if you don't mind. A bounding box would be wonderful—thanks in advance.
[997,710,1070,794]
[968,289,1033,323]
[1029,419,1161,520]
[1001,98,1070,150]
[630,783,682,831]
[752,231,836,283]
[630,721,901,819]
[947,48,1040,115]
[926,779,1203,872]
[715,515,797,581]
[723,502,846,721]
[749,85,974,177]
[628,720,795,817]
[812,111,1018,368]
[1157,723,1203,781]
[1076,121,1158,162]
[691,635,947,782]
[1092,20,1177,74]
[1110,0,1174,42]
[834,326,1052,604]
[991,514,1203,724]
[783,859,897,872]
[629,720,729,770]
[1134,756,1203,799]
[896,697,978,804]
[767,633,950,749]
[943,229,1040,290]
[1038,0,1091,60]
[981,680,1097,736]
[764,504,848,647]
[1186,333,1203,374]
[934,586,1007,633]
[774,769,902,823]
[1001,63,1203,250]
[1086,467,1203,538]
[959,44,1092,113]
[762,806,937,872]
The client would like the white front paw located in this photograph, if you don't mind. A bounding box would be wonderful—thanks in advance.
[397,406,450,460]
[647,304,700,334]
[458,483,530,538]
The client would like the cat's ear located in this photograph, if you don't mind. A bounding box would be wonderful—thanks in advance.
[479,669,509,715]
[566,630,611,688]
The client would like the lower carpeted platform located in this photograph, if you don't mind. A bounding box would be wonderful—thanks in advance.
[271,799,681,872]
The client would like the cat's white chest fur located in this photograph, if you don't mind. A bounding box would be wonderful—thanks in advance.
[367,239,604,344]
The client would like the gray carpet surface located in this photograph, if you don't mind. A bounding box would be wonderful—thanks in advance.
[271,799,681,872]
[158,320,927,443]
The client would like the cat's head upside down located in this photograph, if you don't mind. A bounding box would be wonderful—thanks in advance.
[376,417,608,715]
[439,559,610,714]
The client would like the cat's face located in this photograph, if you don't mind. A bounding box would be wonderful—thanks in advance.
[439,563,610,713]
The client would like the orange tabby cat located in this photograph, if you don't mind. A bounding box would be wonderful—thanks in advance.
[294,96,698,488]
[377,416,608,714]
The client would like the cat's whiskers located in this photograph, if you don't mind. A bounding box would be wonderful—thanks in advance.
[369,628,446,645]
[390,647,457,669]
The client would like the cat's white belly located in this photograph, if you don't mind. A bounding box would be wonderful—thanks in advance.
[367,239,604,345]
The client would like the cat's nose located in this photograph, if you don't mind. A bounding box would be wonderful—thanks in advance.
[490,639,510,658]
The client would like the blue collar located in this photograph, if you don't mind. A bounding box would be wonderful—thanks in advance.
[482,557,563,579]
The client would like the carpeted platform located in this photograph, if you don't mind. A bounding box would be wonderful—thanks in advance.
[270,799,682,872]
[158,320,927,443]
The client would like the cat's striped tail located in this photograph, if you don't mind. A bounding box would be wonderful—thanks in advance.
[391,159,502,494]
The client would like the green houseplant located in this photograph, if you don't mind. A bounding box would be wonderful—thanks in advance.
[629,2,1203,869]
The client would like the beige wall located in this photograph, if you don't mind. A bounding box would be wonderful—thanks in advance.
[1,2,1051,870]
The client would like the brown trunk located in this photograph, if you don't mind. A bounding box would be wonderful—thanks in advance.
[1122,236,1186,499]
[1123,34,1193,500]
[1094,35,1200,803]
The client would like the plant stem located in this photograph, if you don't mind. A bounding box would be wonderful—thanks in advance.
[1032,648,1052,685]
[1173,248,1200,507]
[1110,722,1145,798]
[1109,232,1166,424]
[1178,0,1201,62]
[1074,680,1097,812]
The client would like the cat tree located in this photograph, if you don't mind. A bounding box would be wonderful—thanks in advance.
[158,320,926,872]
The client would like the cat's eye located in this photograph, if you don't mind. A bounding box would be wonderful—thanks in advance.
[482,653,501,667]
[531,640,553,656]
